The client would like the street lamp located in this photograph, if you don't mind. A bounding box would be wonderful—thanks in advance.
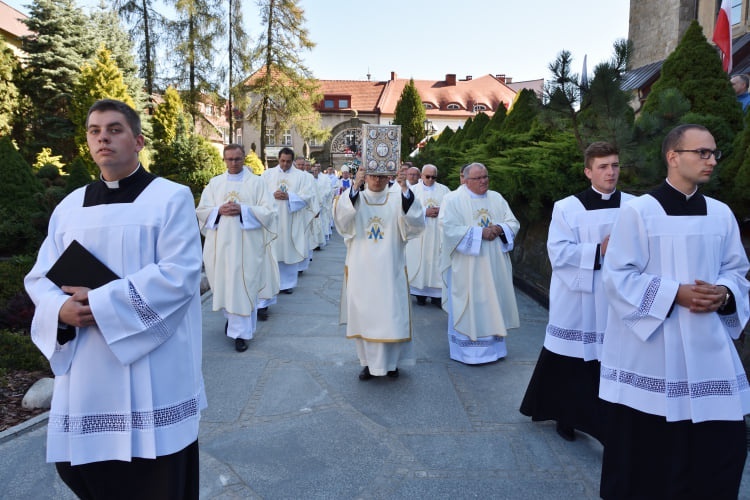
[423,119,436,136]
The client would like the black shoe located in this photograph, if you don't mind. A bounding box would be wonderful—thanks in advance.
[313,246,321,251]
[235,338,248,352]
[257,307,268,321]
[431,297,442,307]
[224,321,228,335]
[281,288,294,294]
[556,422,576,442]
[358,366,373,380]
[416,295,427,306]
[387,368,399,378]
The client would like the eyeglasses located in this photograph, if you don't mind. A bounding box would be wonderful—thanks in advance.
[423,175,437,180]
[673,149,722,160]
[224,157,244,162]
[466,175,489,181]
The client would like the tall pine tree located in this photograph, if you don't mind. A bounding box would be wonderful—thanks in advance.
[248,0,322,163]
[170,0,225,124]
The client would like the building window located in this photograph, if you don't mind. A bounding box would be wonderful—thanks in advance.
[324,99,335,109]
[235,128,242,145]
[206,104,214,116]
[282,129,292,146]
[309,137,319,147]
[732,0,742,24]
[265,127,275,146]
[446,103,461,110]
[423,103,434,109]
[338,99,350,108]
[473,104,487,112]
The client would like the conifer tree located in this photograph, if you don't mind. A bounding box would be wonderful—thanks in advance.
[248,0,322,163]
[0,137,44,254]
[65,156,94,193]
[393,78,427,160]
[0,42,19,137]
[89,3,147,109]
[170,0,225,124]
[643,21,741,131]
[153,86,184,145]
[227,0,253,141]
[502,89,541,134]
[17,0,94,162]
[114,0,164,98]
[71,45,134,157]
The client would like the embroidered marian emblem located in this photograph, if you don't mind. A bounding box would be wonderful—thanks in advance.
[226,190,240,203]
[278,181,288,193]
[367,216,384,242]
[475,208,492,228]
[425,197,438,208]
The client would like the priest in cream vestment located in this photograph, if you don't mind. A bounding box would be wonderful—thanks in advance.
[406,164,450,306]
[197,145,276,351]
[440,163,520,364]
[334,166,425,379]
[261,147,317,293]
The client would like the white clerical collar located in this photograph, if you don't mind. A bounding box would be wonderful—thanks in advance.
[467,189,486,199]
[227,169,245,181]
[422,183,435,191]
[101,163,141,189]
[591,185,616,200]
[666,178,698,199]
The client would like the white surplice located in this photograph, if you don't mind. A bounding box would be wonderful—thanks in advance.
[25,178,205,465]
[601,192,750,422]
[334,186,425,375]
[545,189,633,361]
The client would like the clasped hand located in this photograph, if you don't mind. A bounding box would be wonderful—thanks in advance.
[676,280,727,313]
[59,286,96,328]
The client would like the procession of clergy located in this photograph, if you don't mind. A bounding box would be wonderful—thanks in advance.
[197,141,521,373]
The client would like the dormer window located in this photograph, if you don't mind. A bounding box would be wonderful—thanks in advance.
[473,104,487,112]
[423,103,434,109]
[446,103,461,110]
[321,95,352,111]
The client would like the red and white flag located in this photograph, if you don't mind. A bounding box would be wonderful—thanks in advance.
[713,0,733,72]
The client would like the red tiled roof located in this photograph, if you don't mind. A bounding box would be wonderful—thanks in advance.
[0,1,31,40]
[316,80,386,113]
[378,74,517,115]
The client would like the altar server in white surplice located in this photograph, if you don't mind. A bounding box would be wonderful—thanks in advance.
[439,163,520,364]
[25,99,205,498]
[520,142,632,444]
[196,144,276,352]
[599,124,750,500]
[335,166,425,380]
[406,164,450,307]
[261,147,317,293]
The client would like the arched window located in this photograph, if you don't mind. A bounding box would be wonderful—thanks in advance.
[473,104,488,112]
[446,103,461,110]
[423,103,434,109]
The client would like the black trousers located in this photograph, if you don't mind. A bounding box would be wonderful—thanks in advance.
[56,440,199,500]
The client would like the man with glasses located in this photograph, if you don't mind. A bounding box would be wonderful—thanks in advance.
[197,144,276,352]
[406,164,450,306]
[520,142,632,443]
[598,124,750,499]
[439,163,520,364]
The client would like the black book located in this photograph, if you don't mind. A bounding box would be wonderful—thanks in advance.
[46,240,119,289]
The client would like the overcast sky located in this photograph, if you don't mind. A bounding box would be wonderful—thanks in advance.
[5,0,630,83]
